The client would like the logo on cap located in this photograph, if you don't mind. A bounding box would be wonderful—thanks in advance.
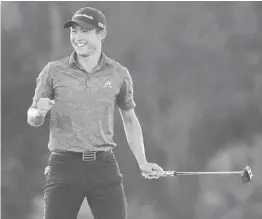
[98,22,105,29]
[73,14,94,20]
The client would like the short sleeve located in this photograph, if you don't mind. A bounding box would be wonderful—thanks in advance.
[117,67,136,110]
[32,63,53,103]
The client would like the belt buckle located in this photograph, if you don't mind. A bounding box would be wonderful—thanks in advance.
[82,151,96,161]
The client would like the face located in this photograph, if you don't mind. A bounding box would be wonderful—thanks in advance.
[70,24,105,57]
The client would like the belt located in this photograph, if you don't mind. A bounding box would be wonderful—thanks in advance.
[51,149,113,161]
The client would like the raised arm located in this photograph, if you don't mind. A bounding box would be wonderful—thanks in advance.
[27,63,54,127]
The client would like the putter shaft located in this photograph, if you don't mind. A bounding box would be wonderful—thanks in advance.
[175,171,242,175]
[154,170,243,177]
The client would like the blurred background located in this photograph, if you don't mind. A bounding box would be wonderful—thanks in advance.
[2,1,262,219]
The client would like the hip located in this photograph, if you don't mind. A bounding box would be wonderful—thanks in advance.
[45,149,123,187]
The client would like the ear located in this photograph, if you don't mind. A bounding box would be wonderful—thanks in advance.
[99,30,107,41]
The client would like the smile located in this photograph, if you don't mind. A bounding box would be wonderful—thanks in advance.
[75,43,87,47]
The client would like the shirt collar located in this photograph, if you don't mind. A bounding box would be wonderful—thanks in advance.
[69,51,108,72]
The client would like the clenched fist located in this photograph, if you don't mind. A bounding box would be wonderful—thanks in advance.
[37,98,55,116]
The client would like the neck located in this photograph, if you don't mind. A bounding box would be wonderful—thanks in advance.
[77,50,102,72]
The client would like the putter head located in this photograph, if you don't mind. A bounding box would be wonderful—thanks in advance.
[241,166,253,183]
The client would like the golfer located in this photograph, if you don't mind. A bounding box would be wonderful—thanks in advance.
[27,6,163,219]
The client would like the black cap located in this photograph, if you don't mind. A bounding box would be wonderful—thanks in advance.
[64,7,107,31]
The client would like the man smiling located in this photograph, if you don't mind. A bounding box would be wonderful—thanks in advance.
[27,6,163,219]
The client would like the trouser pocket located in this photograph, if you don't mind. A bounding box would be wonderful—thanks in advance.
[44,153,71,188]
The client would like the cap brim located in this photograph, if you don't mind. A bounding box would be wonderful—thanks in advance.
[63,20,95,30]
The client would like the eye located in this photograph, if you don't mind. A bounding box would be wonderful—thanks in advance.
[82,29,93,33]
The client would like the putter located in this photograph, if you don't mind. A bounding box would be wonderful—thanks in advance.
[142,166,253,183]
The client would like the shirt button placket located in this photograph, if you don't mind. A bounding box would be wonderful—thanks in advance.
[85,72,91,89]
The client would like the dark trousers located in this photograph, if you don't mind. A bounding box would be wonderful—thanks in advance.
[43,150,127,219]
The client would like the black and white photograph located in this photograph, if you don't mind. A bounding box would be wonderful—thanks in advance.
[1,1,262,219]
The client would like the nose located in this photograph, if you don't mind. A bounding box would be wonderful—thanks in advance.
[71,31,86,42]
[74,33,84,42]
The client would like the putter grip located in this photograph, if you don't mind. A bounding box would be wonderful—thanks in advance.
[143,171,176,177]
[160,171,176,176]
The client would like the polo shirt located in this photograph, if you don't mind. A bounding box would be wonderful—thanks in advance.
[32,51,136,152]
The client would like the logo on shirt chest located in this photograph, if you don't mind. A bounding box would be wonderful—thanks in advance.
[88,78,118,99]
[103,80,112,88]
